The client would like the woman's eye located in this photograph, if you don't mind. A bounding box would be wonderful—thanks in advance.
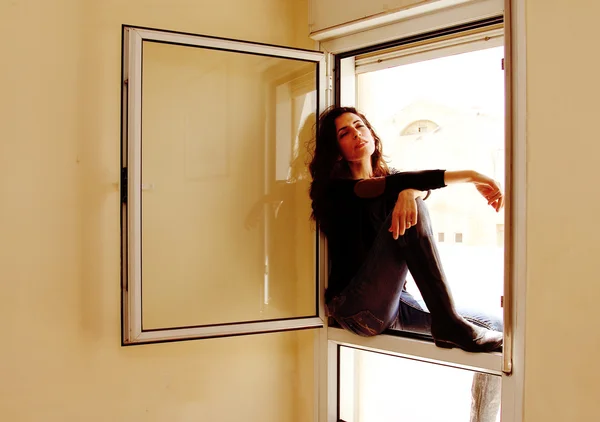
[356,124,365,128]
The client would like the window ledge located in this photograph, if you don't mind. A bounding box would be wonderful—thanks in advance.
[327,326,502,374]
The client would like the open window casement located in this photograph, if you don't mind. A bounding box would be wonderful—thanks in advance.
[121,26,330,345]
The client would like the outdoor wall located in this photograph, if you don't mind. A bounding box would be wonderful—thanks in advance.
[0,1,316,421]
[523,0,600,420]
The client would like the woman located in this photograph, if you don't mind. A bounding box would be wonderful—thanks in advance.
[309,106,504,353]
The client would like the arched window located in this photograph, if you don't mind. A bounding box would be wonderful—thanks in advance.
[400,119,440,136]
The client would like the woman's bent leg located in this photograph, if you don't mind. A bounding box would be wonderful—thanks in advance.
[328,198,502,351]
[394,290,503,333]
[401,199,502,352]
[327,214,412,336]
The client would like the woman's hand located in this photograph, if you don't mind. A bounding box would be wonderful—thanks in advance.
[473,172,504,212]
[390,189,421,239]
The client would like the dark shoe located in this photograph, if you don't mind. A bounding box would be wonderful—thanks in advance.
[432,320,503,353]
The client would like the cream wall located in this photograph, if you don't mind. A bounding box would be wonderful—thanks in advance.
[0,1,316,421]
[4,0,599,420]
[524,1,600,420]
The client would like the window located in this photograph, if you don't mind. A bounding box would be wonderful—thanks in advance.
[339,347,501,422]
[121,26,327,344]
[322,4,526,420]
[401,119,440,136]
[355,38,504,325]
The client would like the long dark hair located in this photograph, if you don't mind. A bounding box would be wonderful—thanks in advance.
[308,106,389,232]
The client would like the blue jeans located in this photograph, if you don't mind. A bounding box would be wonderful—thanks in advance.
[395,289,503,335]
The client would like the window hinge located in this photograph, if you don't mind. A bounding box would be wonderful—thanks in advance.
[121,167,128,204]
[501,58,504,70]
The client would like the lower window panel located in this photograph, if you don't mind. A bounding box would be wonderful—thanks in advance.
[339,346,501,422]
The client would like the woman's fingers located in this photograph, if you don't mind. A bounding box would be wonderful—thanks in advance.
[391,212,406,239]
[488,193,505,212]
[389,216,399,239]
[398,219,407,239]
[494,194,505,212]
[475,179,505,212]
[486,190,502,204]
[391,210,406,239]
[411,209,418,228]
[391,190,420,239]
[391,209,418,238]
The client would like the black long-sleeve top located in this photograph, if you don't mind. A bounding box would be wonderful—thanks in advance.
[323,170,447,302]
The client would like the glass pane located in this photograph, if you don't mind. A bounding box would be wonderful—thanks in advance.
[356,46,504,326]
[339,347,501,422]
[140,40,317,329]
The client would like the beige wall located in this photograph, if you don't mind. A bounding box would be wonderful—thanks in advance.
[5,0,600,420]
[0,0,316,421]
[524,0,600,420]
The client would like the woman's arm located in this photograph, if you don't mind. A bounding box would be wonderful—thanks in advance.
[444,170,504,212]
[353,170,446,198]
[389,170,504,239]
[444,170,480,184]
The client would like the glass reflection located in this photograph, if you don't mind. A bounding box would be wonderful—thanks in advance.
[140,40,317,329]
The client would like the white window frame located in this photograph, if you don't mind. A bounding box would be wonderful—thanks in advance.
[313,0,527,421]
[120,26,329,345]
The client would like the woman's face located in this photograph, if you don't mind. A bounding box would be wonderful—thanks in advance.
[334,112,376,163]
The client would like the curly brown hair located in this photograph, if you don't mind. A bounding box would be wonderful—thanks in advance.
[308,106,389,233]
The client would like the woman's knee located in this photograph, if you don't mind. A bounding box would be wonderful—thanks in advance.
[336,310,386,337]
[413,198,434,237]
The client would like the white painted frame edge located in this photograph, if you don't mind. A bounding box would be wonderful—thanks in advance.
[316,52,335,422]
[124,28,144,344]
[126,317,324,344]
[121,26,327,345]
[329,328,502,375]
[354,27,504,74]
[134,27,324,62]
[318,0,503,54]
[310,0,476,41]
[500,0,526,420]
